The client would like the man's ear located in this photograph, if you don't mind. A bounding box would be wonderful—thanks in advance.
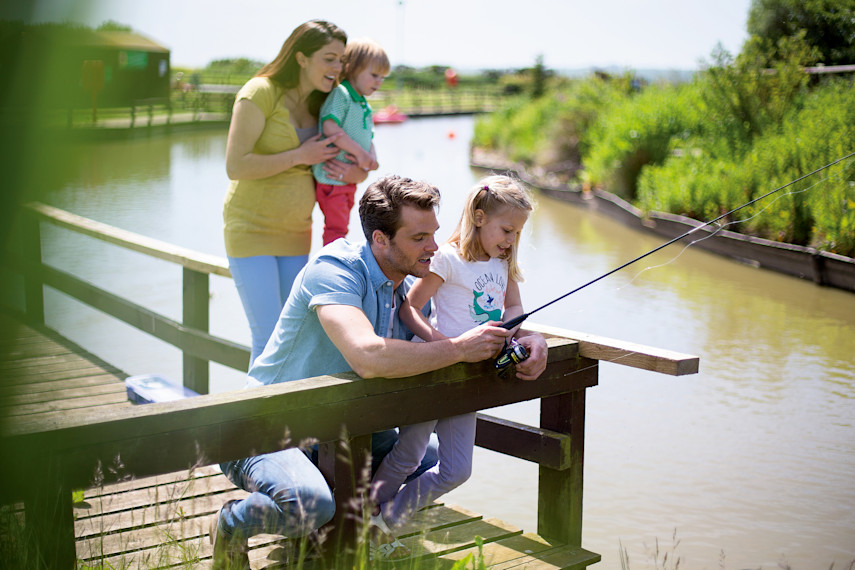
[372,229,389,247]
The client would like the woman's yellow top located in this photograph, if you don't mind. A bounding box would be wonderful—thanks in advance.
[223,77,316,257]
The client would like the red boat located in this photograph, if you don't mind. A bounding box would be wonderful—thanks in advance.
[373,105,408,124]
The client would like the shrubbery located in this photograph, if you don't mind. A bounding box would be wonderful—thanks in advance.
[472,43,855,256]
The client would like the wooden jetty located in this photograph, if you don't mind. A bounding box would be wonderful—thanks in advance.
[1,203,699,568]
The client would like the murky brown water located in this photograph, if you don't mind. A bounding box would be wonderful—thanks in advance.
[37,117,855,569]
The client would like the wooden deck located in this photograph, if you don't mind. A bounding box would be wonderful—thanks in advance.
[0,313,600,569]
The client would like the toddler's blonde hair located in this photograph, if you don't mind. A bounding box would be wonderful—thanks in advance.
[343,37,390,81]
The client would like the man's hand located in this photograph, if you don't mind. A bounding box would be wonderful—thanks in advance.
[450,321,510,364]
[512,332,548,381]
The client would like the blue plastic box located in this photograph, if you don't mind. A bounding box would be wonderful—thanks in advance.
[125,374,199,405]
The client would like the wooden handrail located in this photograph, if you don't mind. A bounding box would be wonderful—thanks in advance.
[526,322,699,376]
[24,202,231,278]
[2,337,586,498]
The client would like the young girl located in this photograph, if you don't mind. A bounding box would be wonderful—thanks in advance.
[367,174,534,559]
[312,38,390,245]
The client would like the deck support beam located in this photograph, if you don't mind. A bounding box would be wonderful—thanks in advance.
[537,360,594,546]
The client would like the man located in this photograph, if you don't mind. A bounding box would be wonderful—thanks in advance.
[212,175,548,567]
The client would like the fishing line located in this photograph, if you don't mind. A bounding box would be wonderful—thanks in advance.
[502,150,855,331]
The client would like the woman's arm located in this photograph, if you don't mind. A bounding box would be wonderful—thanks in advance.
[321,154,370,185]
[225,99,341,181]
[400,273,446,342]
[321,119,374,170]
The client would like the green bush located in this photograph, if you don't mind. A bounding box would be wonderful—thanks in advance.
[473,74,631,169]
[584,82,705,199]
[637,79,855,255]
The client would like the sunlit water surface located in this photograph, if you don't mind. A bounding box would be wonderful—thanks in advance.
[37,117,855,569]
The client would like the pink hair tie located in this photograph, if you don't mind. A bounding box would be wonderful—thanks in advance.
[483,185,490,192]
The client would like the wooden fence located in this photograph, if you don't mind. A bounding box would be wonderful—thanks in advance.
[3,202,698,567]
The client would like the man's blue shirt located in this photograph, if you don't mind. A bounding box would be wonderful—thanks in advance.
[247,239,413,386]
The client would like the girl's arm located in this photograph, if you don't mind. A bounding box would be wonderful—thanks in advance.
[502,279,524,338]
[321,119,374,170]
[502,278,548,381]
[225,99,342,180]
[400,272,447,342]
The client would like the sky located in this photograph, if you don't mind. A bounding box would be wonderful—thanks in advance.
[9,0,753,71]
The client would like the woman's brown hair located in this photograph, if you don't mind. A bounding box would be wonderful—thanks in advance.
[256,20,347,117]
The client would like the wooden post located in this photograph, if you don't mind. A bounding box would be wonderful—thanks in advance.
[182,267,210,394]
[537,363,594,546]
[318,433,372,562]
[25,454,75,568]
[22,211,44,326]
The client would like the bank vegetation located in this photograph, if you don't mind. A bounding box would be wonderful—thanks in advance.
[472,4,855,258]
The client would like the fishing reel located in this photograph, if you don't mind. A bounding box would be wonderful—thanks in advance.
[494,338,529,377]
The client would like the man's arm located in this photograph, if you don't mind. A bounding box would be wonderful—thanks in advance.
[317,304,509,378]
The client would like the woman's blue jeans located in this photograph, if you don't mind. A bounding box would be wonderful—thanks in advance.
[218,429,438,540]
[228,254,308,367]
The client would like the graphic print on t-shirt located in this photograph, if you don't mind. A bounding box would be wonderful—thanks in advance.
[468,270,505,324]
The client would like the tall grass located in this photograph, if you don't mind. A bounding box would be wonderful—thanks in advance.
[0,439,490,570]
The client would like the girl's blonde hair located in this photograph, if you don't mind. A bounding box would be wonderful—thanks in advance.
[343,38,390,81]
[448,175,534,282]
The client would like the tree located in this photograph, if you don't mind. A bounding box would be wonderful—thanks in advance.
[747,0,855,65]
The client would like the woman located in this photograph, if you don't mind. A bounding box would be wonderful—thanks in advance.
[223,20,367,367]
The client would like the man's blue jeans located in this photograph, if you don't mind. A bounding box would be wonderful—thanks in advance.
[217,429,439,540]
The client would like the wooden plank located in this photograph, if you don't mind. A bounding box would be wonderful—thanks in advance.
[404,516,522,558]
[80,465,223,502]
[0,354,111,375]
[490,542,601,570]
[0,373,125,398]
[0,381,127,407]
[399,503,482,536]
[525,322,699,376]
[2,338,586,496]
[37,263,250,373]
[439,531,557,566]
[1,338,74,359]
[25,202,232,278]
[2,392,130,417]
[75,491,243,554]
[475,414,572,470]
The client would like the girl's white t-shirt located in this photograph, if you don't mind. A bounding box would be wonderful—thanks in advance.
[426,242,510,338]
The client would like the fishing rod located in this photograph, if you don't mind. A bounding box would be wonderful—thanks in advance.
[500,150,855,333]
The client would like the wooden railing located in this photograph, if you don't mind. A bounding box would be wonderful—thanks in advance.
[4,202,699,567]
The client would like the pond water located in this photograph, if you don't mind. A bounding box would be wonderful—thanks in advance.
[33,116,855,569]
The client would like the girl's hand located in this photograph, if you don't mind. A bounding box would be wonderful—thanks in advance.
[299,133,343,165]
[322,155,369,185]
[512,333,548,381]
